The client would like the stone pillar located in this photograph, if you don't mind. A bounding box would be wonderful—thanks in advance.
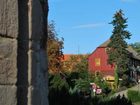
[0,0,49,105]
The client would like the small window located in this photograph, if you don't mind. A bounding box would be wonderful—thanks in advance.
[95,58,100,66]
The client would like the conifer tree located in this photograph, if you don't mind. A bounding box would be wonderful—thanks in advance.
[107,10,131,88]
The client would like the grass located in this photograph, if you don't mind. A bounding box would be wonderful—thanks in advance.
[127,90,140,103]
[134,102,140,105]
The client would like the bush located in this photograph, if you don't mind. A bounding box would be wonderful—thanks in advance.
[127,90,140,103]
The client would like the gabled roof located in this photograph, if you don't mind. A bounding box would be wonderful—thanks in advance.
[96,40,140,60]
[62,54,72,61]
[62,54,88,61]
[98,39,111,47]
[88,40,111,58]
[126,46,140,60]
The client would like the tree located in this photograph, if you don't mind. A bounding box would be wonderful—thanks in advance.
[107,10,131,88]
[47,21,64,74]
[49,73,69,90]
[130,42,140,55]
[62,54,89,73]
[74,55,88,72]
[65,55,91,93]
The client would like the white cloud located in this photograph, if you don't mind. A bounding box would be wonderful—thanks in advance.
[72,23,105,29]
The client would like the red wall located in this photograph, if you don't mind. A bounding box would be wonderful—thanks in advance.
[88,47,114,76]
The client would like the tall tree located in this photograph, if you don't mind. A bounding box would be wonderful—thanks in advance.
[47,21,64,74]
[107,10,131,88]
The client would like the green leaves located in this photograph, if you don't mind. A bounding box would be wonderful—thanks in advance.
[49,74,69,90]
[75,78,90,92]
[108,10,131,87]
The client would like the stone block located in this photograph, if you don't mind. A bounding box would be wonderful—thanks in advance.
[28,86,48,105]
[28,87,41,105]
[0,86,17,105]
[0,38,17,84]
[18,0,29,40]
[17,49,28,86]
[29,0,43,40]
[28,49,48,104]
[17,86,28,105]
[40,49,47,73]
[28,50,40,86]
[0,0,18,38]
[29,40,40,51]
[28,49,47,86]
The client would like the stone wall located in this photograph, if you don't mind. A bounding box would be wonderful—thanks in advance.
[0,0,49,105]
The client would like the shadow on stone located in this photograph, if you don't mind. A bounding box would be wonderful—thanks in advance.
[17,0,29,105]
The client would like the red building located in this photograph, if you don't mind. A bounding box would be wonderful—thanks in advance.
[88,40,140,82]
[88,40,115,77]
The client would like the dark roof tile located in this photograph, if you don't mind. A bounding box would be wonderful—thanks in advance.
[98,40,140,60]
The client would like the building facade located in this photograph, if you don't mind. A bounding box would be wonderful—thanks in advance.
[88,40,140,84]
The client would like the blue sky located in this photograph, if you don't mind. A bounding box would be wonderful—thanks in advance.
[48,0,140,54]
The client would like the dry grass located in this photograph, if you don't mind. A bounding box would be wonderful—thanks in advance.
[134,102,140,105]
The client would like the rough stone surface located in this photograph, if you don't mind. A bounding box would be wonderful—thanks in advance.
[28,50,41,86]
[17,86,28,105]
[28,85,48,105]
[0,0,18,38]
[0,86,17,105]
[18,0,29,40]
[27,0,44,40]
[27,48,48,105]
[0,0,49,105]
[29,40,40,51]
[31,0,43,40]
[28,49,48,86]
[0,38,17,84]
[17,48,28,86]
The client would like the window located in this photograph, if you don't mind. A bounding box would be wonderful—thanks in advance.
[95,58,101,66]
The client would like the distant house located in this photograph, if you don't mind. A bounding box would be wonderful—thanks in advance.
[88,40,140,84]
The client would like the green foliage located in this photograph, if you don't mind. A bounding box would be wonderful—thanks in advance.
[49,73,69,90]
[49,53,90,93]
[47,21,64,74]
[74,55,88,72]
[63,54,89,73]
[73,55,91,92]
[93,74,103,86]
[65,55,91,94]
[120,74,130,87]
[75,78,90,92]
[127,90,140,103]
[93,75,111,95]
[114,65,119,89]
[107,10,131,88]
[130,42,140,55]
[67,70,90,93]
